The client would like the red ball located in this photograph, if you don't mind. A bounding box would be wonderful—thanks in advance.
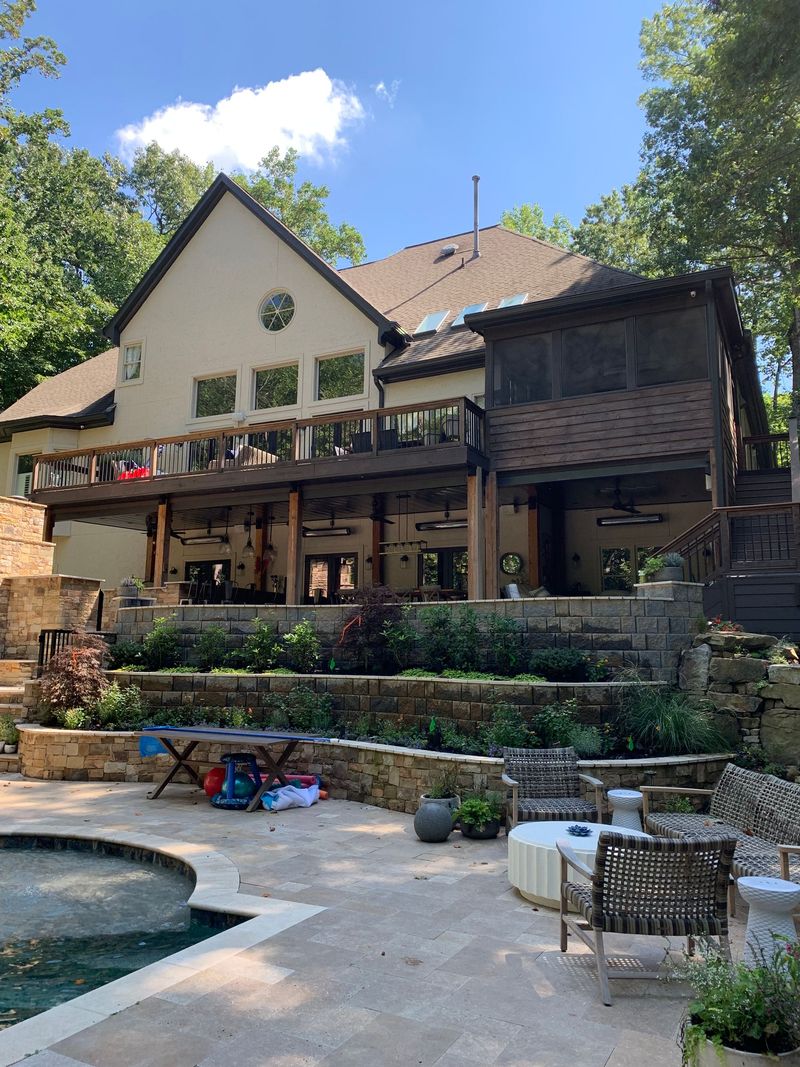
[203,766,225,797]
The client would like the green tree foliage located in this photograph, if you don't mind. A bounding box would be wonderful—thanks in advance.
[128,142,214,237]
[500,202,573,249]
[233,147,365,265]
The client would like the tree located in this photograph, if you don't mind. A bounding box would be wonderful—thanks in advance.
[233,147,365,265]
[500,202,573,249]
[128,142,214,237]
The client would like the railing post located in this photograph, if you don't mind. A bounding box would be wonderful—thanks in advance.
[458,398,466,445]
[89,451,98,485]
[789,417,800,502]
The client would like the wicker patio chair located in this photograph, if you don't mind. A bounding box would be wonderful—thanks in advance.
[558,832,735,1006]
[502,746,604,828]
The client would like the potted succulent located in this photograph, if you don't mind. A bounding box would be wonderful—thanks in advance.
[119,575,144,597]
[420,766,461,817]
[0,714,19,754]
[679,942,800,1065]
[640,552,684,583]
[454,791,503,839]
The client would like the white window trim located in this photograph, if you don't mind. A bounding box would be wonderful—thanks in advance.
[258,289,296,335]
[119,340,145,386]
[190,370,240,423]
[312,349,367,406]
[251,360,302,414]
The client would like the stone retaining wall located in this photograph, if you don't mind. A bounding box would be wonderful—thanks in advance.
[679,630,800,773]
[115,581,704,683]
[17,725,731,815]
[0,575,103,660]
[0,496,54,578]
[106,672,664,734]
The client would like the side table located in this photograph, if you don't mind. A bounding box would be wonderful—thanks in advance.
[738,876,800,966]
[607,789,644,832]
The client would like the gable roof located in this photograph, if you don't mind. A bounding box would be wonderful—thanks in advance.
[0,348,117,441]
[341,225,640,379]
[104,173,402,346]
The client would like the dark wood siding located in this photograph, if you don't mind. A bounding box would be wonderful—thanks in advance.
[704,573,800,638]
[487,381,714,473]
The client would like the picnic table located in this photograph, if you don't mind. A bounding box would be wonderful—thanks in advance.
[140,725,330,812]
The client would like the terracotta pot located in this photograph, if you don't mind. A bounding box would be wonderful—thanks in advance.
[694,1039,800,1066]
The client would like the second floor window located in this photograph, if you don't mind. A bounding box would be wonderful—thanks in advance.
[254,364,298,409]
[316,352,364,401]
[195,373,237,418]
[122,343,142,381]
[15,454,35,497]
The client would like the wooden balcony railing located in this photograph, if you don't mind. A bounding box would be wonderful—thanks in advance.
[33,397,485,493]
[740,433,790,471]
[658,502,800,583]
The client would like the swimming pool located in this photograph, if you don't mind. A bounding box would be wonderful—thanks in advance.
[0,839,222,1029]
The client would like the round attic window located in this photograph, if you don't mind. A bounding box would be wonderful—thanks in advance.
[259,291,295,332]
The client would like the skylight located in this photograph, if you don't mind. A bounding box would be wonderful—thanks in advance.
[414,310,449,335]
[498,293,528,308]
[451,302,488,328]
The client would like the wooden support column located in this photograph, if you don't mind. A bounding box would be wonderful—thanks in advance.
[286,488,303,604]
[43,507,55,544]
[152,499,172,587]
[484,470,499,600]
[253,504,267,592]
[144,531,156,584]
[371,517,383,586]
[467,468,485,600]
[527,489,541,588]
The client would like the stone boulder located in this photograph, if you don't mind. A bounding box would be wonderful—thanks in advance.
[708,657,768,685]
[767,664,800,685]
[760,706,800,764]
[760,683,800,708]
[694,631,777,653]
[679,643,712,691]
[705,691,763,716]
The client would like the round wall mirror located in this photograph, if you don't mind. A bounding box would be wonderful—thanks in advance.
[500,552,523,575]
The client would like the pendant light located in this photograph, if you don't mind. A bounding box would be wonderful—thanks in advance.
[242,506,255,560]
[219,507,232,556]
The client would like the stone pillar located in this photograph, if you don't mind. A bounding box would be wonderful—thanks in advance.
[467,468,485,600]
[286,488,303,604]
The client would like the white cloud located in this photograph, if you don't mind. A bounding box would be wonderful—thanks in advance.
[373,79,400,108]
[115,69,364,170]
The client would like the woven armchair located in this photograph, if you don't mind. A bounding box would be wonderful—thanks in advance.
[558,832,735,1006]
[502,746,604,828]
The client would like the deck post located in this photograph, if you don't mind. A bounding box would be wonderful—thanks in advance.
[152,498,172,587]
[286,488,303,604]
[789,417,800,503]
[467,468,485,600]
[371,516,383,586]
[253,503,266,592]
[484,470,499,599]
[528,490,540,588]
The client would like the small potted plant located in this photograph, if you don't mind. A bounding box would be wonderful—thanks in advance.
[454,791,503,839]
[0,714,19,754]
[639,552,684,583]
[119,575,144,597]
[679,942,800,1065]
[420,766,461,816]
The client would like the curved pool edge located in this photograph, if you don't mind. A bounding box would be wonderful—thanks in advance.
[0,823,324,1067]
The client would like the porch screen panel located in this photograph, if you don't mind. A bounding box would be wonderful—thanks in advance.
[635,306,707,386]
[492,333,553,406]
[562,319,626,397]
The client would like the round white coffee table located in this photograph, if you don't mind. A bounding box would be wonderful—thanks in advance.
[738,876,800,967]
[507,821,651,909]
[607,789,644,832]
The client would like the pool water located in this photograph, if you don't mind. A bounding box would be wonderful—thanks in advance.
[0,845,219,1029]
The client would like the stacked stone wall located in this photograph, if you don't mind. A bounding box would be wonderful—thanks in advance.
[679,630,800,775]
[0,496,54,578]
[115,581,704,683]
[0,575,103,659]
[17,725,730,814]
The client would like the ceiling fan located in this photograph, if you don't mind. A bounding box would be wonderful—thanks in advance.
[603,477,641,515]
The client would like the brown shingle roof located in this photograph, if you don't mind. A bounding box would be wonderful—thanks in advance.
[0,349,117,436]
[341,225,639,376]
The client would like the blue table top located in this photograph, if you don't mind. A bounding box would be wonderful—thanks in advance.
[140,725,331,744]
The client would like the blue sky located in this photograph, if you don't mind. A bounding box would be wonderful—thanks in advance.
[15,0,663,262]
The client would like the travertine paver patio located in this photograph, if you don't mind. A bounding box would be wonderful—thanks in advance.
[0,775,749,1067]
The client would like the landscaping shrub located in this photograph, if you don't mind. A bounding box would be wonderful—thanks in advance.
[619,685,728,756]
[731,745,789,780]
[418,605,456,672]
[338,586,403,673]
[92,683,150,729]
[106,639,146,670]
[479,701,536,755]
[193,625,228,670]
[565,723,604,757]
[451,606,481,671]
[266,686,333,733]
[485,614,527,676]
[40,632,108,712]
[383,606,417,670]
[142,615,181,669]
[242,618,280,672]
[282,620,321,673]
[534,698,580,747]
[528,647,610,682]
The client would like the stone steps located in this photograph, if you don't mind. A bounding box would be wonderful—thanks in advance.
[0,686,24,706]
[0,751,20,773]
[0,660,36,687]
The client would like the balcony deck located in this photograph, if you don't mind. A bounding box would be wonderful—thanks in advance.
[32,398,485,509]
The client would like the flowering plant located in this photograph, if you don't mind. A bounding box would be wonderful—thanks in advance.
[706,616,743,632]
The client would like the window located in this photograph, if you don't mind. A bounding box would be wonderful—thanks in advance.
[259,291,295,332]
[122,343,142,381]
[254,364,298,410]
[15,454,34,497]
[414,310,449,335]
[305,554,357,602]
[194,374,237,418]
[420,548,468,593]
[316,352,364,400]
[562,319,627,397]
[451,302,487,328]
[636,306,707,386]
[601,547,632,592]
[492,333,553,406]
[498,293,528,308]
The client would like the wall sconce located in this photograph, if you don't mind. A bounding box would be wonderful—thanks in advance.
[365,555,372,567]
[236,561,246,572]
[400,554,409,569]
[571,553,581,565]
[169,567,178,576]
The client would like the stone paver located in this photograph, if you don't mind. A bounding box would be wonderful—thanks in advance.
[0,775,754,1066]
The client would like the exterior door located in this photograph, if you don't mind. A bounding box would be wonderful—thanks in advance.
[304,554,358,603]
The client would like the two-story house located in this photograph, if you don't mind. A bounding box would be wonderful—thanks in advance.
[0,174,792,623]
